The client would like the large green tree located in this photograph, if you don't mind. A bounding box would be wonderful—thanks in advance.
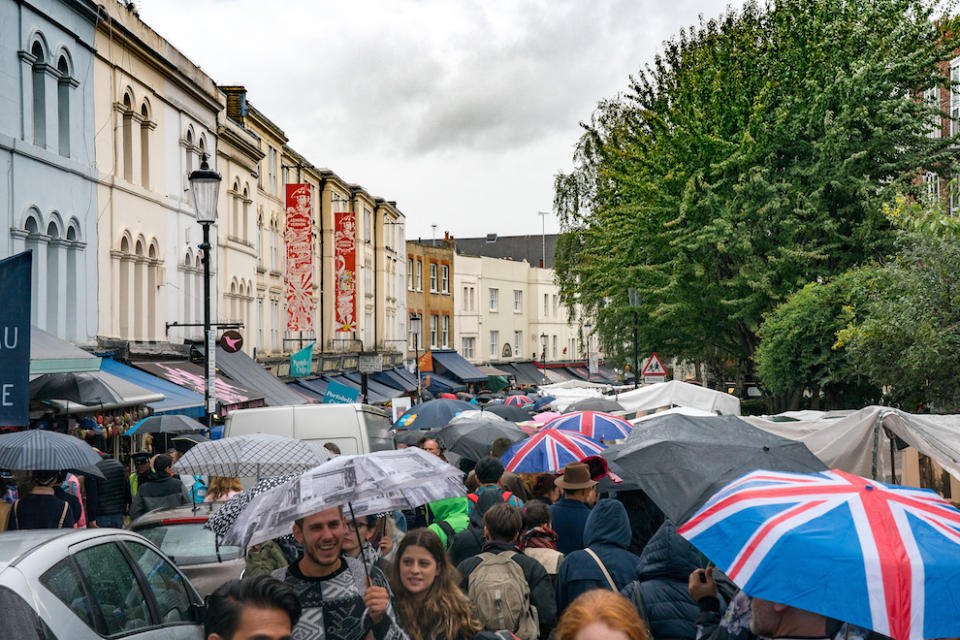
[554,0,959,386]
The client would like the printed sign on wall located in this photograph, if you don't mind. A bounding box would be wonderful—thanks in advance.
[334,209,357,332]
[285,184,314,332]
[0,252,31,426]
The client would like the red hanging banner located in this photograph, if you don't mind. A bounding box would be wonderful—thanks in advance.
[334,209,357,332]
[285,184,314,332]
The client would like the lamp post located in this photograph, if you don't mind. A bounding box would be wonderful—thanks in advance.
[540,332,548,377]
[628,288,642,389]
[410,313,422,403]
[189,153,221,429]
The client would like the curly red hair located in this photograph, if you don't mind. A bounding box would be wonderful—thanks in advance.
[555,589,651,640]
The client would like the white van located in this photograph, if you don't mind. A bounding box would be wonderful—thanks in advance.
[222,403,395,455]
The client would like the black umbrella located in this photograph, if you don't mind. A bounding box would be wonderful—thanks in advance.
[30,372,124,406]
[602,414,827,523]
[566,397,625,413]
[393,398,473,430]
[393,428,438,446]
[481,404,533,422]
[435,419,527,461]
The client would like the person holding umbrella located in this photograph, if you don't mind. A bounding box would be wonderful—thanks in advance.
[270,505,407,640]
[7,469,76,530]
[551,463,598,555]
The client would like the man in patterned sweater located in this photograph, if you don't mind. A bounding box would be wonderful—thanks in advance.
[272,505,408,640]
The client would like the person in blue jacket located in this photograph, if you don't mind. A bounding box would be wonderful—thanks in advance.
[555,498,642,612]
[550,462,597,555]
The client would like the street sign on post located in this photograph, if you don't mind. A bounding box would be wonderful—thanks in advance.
[359,354,383,373]
[641,352,667,384]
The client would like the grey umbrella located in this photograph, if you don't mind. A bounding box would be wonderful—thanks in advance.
[0,429,104,477]
[29,372,123,407]
[435,418,527,461]
[125,414,205,436]
[602,413,827,523]
[566,397,625,413]
[172,433,332,478]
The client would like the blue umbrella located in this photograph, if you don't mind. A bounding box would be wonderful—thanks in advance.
[679,468,960,640]
[393,398,473,430]
[0,429,102,474]
[533,395,555,410]
[124,414,205,436]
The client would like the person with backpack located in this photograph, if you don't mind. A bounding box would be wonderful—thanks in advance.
[519,501,564,593]
[456,503,557,640]
[468,457,524,514]
[556,499,642,613]
[389,528,481,640]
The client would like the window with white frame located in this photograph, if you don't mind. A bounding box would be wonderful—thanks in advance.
[270,224,278,270]
[489,288,499,312]
[552,295,558,317]
[441,265,449,293]
[364,208,372,243]
[514,290,523,313]
[924,172,940,201]
[462,337,475,359]
[489,330,499,358]
[429,263,438,292]
[552,335,558,359]
[364,261,372,292]
[430,314,439,348]
[442,316,449,348]
[514,331,522,355]
[407,259,414,289]
[271,299,279,351]
[952,59,960,136]
[469,287,475,311]
[268,147,276,195]
[257,298,264,349]
[544,293,549,316]
[416,260,422,291]
[365,312,373,347]
[926,86,942,139]
[463,287,469,310]
[951,173,960,216]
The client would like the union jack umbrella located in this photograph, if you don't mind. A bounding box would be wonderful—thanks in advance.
[544,411,632,441]
[500,429,606,473]
[504,394,532,407]
[678,469,960,640]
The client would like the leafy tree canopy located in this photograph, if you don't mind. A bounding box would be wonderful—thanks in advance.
[554,0,959,378]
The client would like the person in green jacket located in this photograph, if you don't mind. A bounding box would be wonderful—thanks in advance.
[244,540,290,578]
[426,495,470,548]
[128,452,151,498]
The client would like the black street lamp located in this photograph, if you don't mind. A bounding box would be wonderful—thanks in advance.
[410,313,422,403]
[189,153,221,429]
[628,288,642,389]
[540,332,548,376]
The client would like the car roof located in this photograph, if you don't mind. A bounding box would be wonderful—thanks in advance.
[128,500,222,528]
[0,528,150,571]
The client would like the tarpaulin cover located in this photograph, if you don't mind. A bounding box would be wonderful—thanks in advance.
[430,350,488,383]
[215,346,308,407]
[421,371,466,393]
[100,357,204,417]
[743,406,960,484]
[615,380,741,416]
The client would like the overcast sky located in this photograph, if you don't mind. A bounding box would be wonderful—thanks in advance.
[139,0,740,240]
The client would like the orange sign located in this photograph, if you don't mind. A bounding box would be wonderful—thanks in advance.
[418,351,433,372]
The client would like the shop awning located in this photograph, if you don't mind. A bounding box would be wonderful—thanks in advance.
[478,365,511,376]
[30,326,100,375]
[215,347,308,407]
[37,370,164,414]
[100,357,204,417]
[544,367,577,383]
[134,360,265,414]
[372,368,417,393]
[422,371,466,393]
[430,350,487,383]
[341,372,404,400]
[596,366,621,383]
[566,366,592,381]
[502,361,549,386]
[322,374,393,404]
[287,380,325,402]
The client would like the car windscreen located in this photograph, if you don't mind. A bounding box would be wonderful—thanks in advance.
[363,409,395,451]
[137,522,242,565]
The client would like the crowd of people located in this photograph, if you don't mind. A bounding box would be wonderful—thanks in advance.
[1,437,885,640]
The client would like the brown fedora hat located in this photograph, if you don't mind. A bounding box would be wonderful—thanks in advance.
[554,462,598,490]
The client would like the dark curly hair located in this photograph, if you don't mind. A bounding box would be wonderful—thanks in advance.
[204,575,301,639]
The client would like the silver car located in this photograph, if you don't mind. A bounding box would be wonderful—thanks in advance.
[0,528,204,639]
[128,502,245,596]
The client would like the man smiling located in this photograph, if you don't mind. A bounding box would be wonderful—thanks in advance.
[271,505,408,640]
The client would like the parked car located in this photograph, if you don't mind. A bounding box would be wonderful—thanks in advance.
[128,501,244,596]
[0,527,204,640]
[223,402,395,454]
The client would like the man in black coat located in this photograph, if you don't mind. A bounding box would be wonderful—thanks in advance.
[90,453,131,528]
[456,503,557,638]
[129,454,190,520]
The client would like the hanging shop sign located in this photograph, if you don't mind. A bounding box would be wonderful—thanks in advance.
[285,184,314,332]
[334,209,357,332]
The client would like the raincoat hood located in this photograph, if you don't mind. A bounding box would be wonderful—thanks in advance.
[636,519,701,581]
[583,498,632,548]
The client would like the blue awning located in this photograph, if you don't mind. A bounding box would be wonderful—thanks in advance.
[100,357,204,417]
[422,371,466,393]
[321,375,393,404]
[372,368,417,393]
[288,380,325,402]
[341,372,404,400]
[295,377,329,398]
[430,350,487,383]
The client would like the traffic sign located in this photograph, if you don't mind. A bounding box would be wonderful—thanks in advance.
[641,352,667,376]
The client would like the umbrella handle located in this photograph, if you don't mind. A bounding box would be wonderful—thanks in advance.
[348,502,372,579]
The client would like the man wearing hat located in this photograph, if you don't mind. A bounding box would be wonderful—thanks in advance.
[128,451,151,498]
[550,462,598,555]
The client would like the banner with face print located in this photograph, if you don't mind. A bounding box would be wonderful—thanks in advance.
[334,210,357,332]
[285,184,313,332]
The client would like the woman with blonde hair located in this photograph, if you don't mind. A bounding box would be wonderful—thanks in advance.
[389,528,481,640]
[203,476,242,502]
[555,588,650,640]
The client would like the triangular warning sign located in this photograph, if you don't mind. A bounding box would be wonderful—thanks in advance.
[641,352,667,376]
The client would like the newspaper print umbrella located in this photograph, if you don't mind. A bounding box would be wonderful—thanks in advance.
[544,411,633,441]
[223,447,465,548]
[0,429,103,475]
[678,469,960,640]
[172,433,332,478]
[500,429,607,473]
[205,473,300,538]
